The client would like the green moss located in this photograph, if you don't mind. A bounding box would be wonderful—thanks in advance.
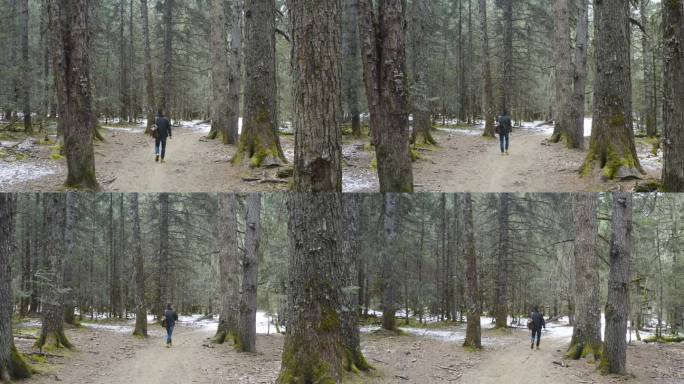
[318,310,341,333]
[11,343,33,379]
[644,335,684,343]
[50,145,64,160]
[278,346,337,384]
[410,148,423,162]
[463,344,482,353]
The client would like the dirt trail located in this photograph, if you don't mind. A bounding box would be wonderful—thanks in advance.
[460,329,577,384]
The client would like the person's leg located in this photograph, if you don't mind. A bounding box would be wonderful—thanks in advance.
[536,328,541,348]
[530,330,535,349]
[155,139,161,161]
[505,133,510,153]
[168,324,174,346]
[161,137,167,160]
[166,325,171,345]
[500,134,505,154]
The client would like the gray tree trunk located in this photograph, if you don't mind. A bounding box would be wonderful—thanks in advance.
[233,0,286,168]
[582,0,642,180]
[501,0,513,115]
[567,193,602,361]
[160,0,174,115]
[661,0,684,191]
[381,193,398,330]
[225,0,243,145]
[238,194,260,352]
[131,194,147,337]
[479,0,495,137]
[358,0,414,192]
[342,0,362,137]
[289,0,343,192]
[640,0,657,138]
[462,193,481,349]
[551,0,573,144]
[494,193,510,328]
[37,194,73,349]
[157,193,170,319]
[601,193,632,375]
[49,0,99,190]
[213,194,240,344]
[410,0,436,145]
[119,0,129,121]
[278,194,347,383]
[569,0,589,150]
[140,0,156,133]
[209,0,230,141]
[0,194,32,381]
[20,0,31,133]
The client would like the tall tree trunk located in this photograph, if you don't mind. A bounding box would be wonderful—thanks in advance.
[358,0,414,192]
[233,0,286,168]
[410,0,436,145]
[131,194,147,337]
[462,193,481,349]
[569,0,589,150]
[661,0,684,191]
[225,0,243,145]
[289,0,343,192]
[494,193,510,328]
[37,194,73,349]
[601,193,632,375]
[278,194,347,383]
[237,194,260,352]
[119,0,129,121]
[213,194,239,344]
[501,0,513,115]
[582,0,642,180]
[343,0,362,137]
[160,0,173,115]
[128,0,135,122]
[479,0,495,137]
[381,193,398,330]
[551,0,573,144]
[49,0,99,190]
[640,0,657,138]
[209,0,229,141]
[0,194,32,381]
[157,193,170,319]
[140,0,156,132]
[340,195,370,371]
[567,193,602,361]
[20,0,32,134]
[62,192,77,325]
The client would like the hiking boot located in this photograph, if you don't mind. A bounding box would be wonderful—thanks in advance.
[536,345,540,350]
[531,343,534,350]
[161,159,165,164]
[155,155,159,162]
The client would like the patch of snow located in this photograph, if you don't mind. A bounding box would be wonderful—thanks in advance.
[104,126,145,134]
[0,162,56,186]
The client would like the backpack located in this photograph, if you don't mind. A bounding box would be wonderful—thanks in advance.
[527,318,533,330]
[161,318,168,329]
[151,124,159,139]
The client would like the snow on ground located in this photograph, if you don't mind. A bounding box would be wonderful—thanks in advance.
[0,162,56,186]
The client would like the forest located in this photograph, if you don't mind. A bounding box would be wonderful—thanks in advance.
[0,192,682,382]
[0,0,683,193]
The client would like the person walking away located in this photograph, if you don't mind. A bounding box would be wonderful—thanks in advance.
[497,111,512,155]
[164,303,179,347]
[530,305,546,350]
[154,110,172,163]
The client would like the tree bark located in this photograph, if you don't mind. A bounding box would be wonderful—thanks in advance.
[130,194,147,337]
[358,0,414,192]
[567,193,602,361]
[340,195,370,371]
[582,0,642,180]
[501,0,513,115]
[233,0,286,168]
[410,0,436,145]
[494,193,510,328]
[37,194,73,350]
[209,0,230,141]
[140,0,156,133]
[0,194,32,381]
[237,194,260,352]
[569,0,589,150]
[213,194,240,344]
[289,0,343,192]
[462,193,481,349]
[479,0,495,137]
[600,193,632,375]
[342,0,362,137]
[157,193,170,319]
[551,0,573,144]
[278,193,347,383]
[119,0,129,122]
[49,0,99,190]
[160,0,174,116]
[640,0,657,138]
[661,0,684,191]
[20,0,32,134]
[225,0,243,145]
[381,193,398,330]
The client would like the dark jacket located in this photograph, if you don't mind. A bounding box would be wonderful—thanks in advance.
[164,309,178,327]
[498,115,512,134]
[531,310,546,331]
[155,116,172,139]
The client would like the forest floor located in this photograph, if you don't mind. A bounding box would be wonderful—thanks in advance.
[14,317,683,384]
[0,121,662,192]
